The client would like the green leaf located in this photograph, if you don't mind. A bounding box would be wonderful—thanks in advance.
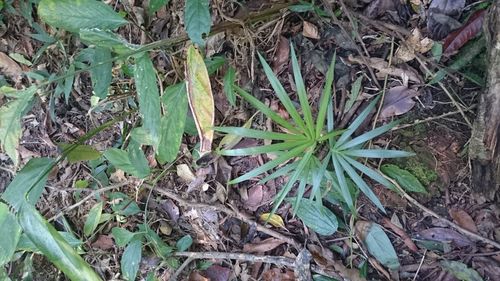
[38,0,128,33]
[0,86,37,165]
[18,204,103,281]
[357,221,400,270]
[342,156,394,188]
[223,66,236,106]
[258,53,307,132]
[330,154,353,211]
[204,56,225,75]
[109,192,141,216]
[140,224,173,258]
[90,47,112,99]
[0,203,21,266]
[316,52,336,139]
[176,235,193,251]
[148,0,169,15]
[1,157,53,211]
[112,227,136,247]
[344,149,414,158]
[259,161,299,184]
[338,121,399,150]
[184,0,211,46]
[79,29,137,54]
[83,202,103,237]
[380,164,427,193]
[158,83,188,164]
[134,53,162,149]
[440,260,483,281]
[58,143,101,163]
[121,239,142,281]
[291,199,338,236]
[335,97,379,148]
[104,145,150,179]
[290,45,314,135]
[215,127,306,141]
[220,141,307,157]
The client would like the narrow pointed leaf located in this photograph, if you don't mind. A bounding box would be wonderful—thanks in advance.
[217,112,256,151]
[220,141,306,156]
[186,45,215,155]
[310,152,331,205]
[215,127,306,141]
[342,156,394,188]
[316,52,336,138]
[290,45,313,135]
[339,121,399,150]
[223,66,236,106]
[259,161,299,184]
[344,149,414,158]
[335,97,379,148]
[79,28,137,55]
[331,154,354,210]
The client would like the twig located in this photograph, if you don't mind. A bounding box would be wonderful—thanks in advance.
[145,185,301,249]
[382,175,500,250]
[391,105,477,131]
[412,249,427,281]
[170,256,194,281]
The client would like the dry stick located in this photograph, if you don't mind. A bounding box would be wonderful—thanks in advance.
[391,105,477,131]
[173,251,343,280]
[145,185,301,249]
[170,256,194,281]
[382,175,500,250]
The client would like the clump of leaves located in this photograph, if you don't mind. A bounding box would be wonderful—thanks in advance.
[216,45,414,215]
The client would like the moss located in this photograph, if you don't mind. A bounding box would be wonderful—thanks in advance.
[403,157,438,186]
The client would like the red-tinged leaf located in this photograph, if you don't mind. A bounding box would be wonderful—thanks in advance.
[443,9,486,55]
[202,265,231,281]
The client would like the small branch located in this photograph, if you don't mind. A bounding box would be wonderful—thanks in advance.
[170,256,194,281]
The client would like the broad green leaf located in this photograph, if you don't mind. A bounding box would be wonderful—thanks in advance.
[441,260,483,281]
[205,56,225,75]
[134,53,162,149]
[18,204,102,281]
[112,227,136,247]
[356,221,400,270]
[291,199,338,236]
[90,47,112,99]
[80,29,137,54]
[215,127,306,141]
[121,239,142,281]
[158,83,188,164]
[316,52,336,139]
[104,146,150,179]
[0,86,37,165]
[83,202,103,236]
[140,224,173,258]
[176,235,193,251]
[109,192,141,216]
[58,143,101,163]
[38,0,128,33]
[131,127,156,146]
[220,141,306,157]
[335,97,379,148]
[148,0,169,15]
[184,0,211,46]
[223,66,236,106]
[1,157,53,211]
[234,85,299,134]
[0,203,21,266]
[344,75,363,113]
[258,53,307,132]
[344,149,414,158]
[290,45,314,136]
[186,45,215,155]
[381,164,427,193]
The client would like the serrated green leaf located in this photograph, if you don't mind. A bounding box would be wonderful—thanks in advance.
[0,203,21,266]
[223,66,236,106]
[0,86,37,165]
[176,235,193,251]
[134,53,162,149]
[112,227,136,247]
[291,199,338,236]
[184,0,211,46]
[148,0,169,15]
[38,0,128,33]
[80,28,137,54]
[58,143,101,163]
[1,157,53,211]
[158,83,188,164]
[381,164,427,193]
[440,260,483,281]
[84,202,103,236]
[356,221,400,270]
[18,204,103,281]
[121,239,142,281]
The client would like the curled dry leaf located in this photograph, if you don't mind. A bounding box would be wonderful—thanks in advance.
[379,86,418,119]
[443,9,486,56]
[186,45,215,157]
[347,55,422,83]
[449,208,479,234]
[0,52,23,81]
[302,21,319,39]
[395,28,434,63]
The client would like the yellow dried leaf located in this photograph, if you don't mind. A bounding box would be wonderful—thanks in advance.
[260,213,285,228]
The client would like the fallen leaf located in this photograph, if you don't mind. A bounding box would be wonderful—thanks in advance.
[356,221,400,270]
[272,36,289,73]
[243,237,285,253]
[427,0,465,40]
[379,86,418,119]
[382,217,418,252]
[347,55,422,83]
[416,227,473,248]
[186,45,215,157]
[189,271,210,281]
[0,52,23,81]
[441,260,484,281]
[262,268,295,281]
[92,235,114,250]
[449,208,479,234]
[243,185,264,211]
[395,28,434,63]
[177,164,196,183]
[302,21,319,39]
[202,264,231,281]
[160,199,180,222]
[443,9,486,55]
[259,213,285,229]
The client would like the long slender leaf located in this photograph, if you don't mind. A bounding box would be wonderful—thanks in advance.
[316,52,336,139]
[90,47,112,99]
[339,121,399,150]
[259,161,299,184]
[335,97,379,148]
[344,149,414,158]
[342,155,394,188]
[258,53,307,132]
[220,141,307,156]
[215,127,306,141]
[234,85,299,134]
[229,142,310,184]
[331,154,353,210]
[310,152,331,205]
[290,45,314,136]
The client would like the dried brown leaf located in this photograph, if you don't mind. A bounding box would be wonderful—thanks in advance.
[0,52,23,81]
[202,265,231,281]
[347,55,422,83]
[243,237,285,253]
[395,28,434,63]
[92,235,114,250]
[302,21,319,39]
[272,36,289,74]
[379,86,418,119]
[449,208,479,234]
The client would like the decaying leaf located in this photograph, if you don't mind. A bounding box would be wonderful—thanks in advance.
[356,221,400,270]
[416,227,473,248]
[443,9,486,55]
[427,0,465,40]
[259,213,285,228]
[449,208,479,234]
[0,52,23,81]
[347,55,422,83]
[177,163,196,183]
[395,28,434,63]
[186,45,215,157]
[379,86,418,119]
[272,36,289,73]
[441,260,484,281]
[302,21,319,39]
[243,237,285,253]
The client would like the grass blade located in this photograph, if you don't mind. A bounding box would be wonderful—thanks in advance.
[344,149,414,158]
[220,140,307,156]
[257,53,307,132]
[290,45,314,136]
[234,85,299,134]
[229,142,310,184]
[316,52,336,139]
[215,127,306,141]
[331,154,354,211]
[335,96,379,148]
[342,155,394,188]
[338,121,399,150]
